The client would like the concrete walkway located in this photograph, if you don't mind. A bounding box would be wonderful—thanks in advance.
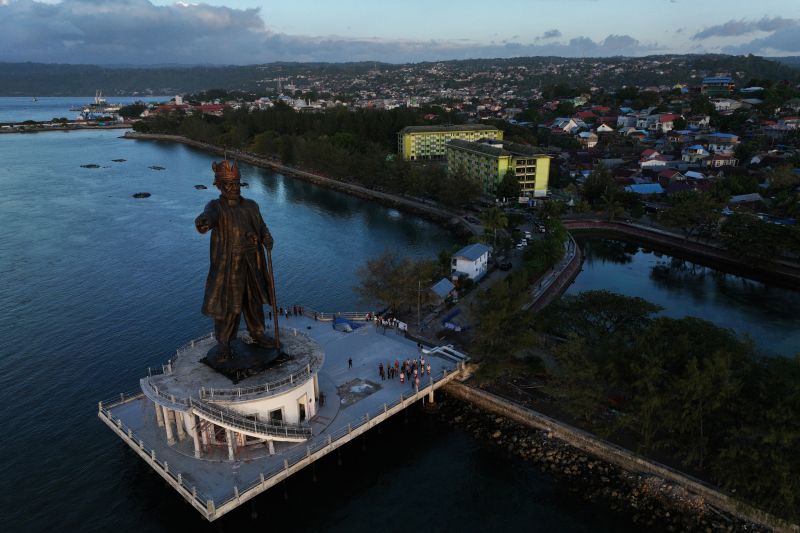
[101,315,464,519]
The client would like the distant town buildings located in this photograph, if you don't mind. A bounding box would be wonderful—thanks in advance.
[701,76,735,97]
[445,138,551,198]
[397,124,502,161]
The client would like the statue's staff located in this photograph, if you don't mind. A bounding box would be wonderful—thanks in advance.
[264,244,280,351]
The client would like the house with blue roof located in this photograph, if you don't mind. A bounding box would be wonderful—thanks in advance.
[430,278,456,303]
[625,183,665,195]
[451,243,492,281]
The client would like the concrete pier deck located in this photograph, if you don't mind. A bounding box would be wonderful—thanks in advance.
[99,314,466,521]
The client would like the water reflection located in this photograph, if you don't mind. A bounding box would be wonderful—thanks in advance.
[570,237,800,357]
[581,238,638,265]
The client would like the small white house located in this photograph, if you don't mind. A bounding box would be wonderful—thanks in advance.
[451,243,492,281]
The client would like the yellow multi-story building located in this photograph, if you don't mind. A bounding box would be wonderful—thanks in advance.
[398,125,502,161]
[445,139,551,198]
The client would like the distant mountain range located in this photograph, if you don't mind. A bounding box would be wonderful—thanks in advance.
[1,54,797,97]
[772,56,800,68]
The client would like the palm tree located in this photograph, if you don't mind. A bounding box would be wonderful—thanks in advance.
[480,207,508,247]
[598,187,624,221]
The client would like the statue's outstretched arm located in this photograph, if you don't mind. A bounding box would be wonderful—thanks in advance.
[195,201,219,234]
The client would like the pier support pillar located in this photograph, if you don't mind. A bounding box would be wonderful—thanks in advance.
[175,411,187,441]
[267,439,275,456]
[155,402,164,427]
[428,388,435,404]
[162,406,175,445]
[190,414,202,459]
[201,423,209,447]
[226,429,235,461]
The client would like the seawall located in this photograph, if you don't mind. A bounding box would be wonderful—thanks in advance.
[444,381,798,532]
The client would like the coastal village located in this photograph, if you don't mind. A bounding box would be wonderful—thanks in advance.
[4,54,800,532]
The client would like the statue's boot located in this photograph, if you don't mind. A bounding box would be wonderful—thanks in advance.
[216,342,233,361]
[251,331,276,349]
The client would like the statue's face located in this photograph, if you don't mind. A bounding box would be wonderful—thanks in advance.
[217,180,241,201]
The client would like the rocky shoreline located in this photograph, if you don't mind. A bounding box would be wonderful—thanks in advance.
[431,393,768,532]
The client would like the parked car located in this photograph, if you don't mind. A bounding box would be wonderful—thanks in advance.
[499,262,512,271]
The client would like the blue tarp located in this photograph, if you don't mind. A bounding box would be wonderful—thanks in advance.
[333,317,363,333]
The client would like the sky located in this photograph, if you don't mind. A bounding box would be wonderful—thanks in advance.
[1,0,799,65]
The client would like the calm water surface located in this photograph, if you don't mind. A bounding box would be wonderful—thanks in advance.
[0,96,169,123]
[0,130,634,532]
[568,237,800,357]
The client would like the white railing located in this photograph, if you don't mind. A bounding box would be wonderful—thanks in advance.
[297,308,374,322]
[105,362,467,520]
[189,398,312,440]
[98,406,212,518]
[212,364,465,513]
[175,332,216,358]
[200,362,321,401]
[140,378,190,410]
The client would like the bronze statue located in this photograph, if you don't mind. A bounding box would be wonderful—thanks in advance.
[195,160,280,358]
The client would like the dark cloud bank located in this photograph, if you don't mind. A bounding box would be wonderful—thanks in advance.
[1,0,798,65]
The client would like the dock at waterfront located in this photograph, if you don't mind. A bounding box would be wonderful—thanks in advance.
[99,313,467,521]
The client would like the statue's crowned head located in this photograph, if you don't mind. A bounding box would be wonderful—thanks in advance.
[212,159,240,185]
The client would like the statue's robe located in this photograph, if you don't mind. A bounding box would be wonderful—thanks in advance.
[198,196,272,320]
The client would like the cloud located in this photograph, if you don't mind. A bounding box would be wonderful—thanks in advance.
[0,0,662,64]
[692,17,796,40]
[687,16,800,55]
[722,21,800,55]
[536,29,562,41]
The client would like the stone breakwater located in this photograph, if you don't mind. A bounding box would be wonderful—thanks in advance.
[432,394,770,532]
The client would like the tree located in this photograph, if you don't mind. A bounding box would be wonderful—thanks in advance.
[118,103,146,119]
[660,192,722,240]
[719,214,796,260]
[582,163,614,206]
[548,336,605,422]
[356,252,436,313]
[538,290,662,344]
[479,207,508,247]
[770,165,800,192]
[470,272,532,364]
[440,165,482,207]
[665,350,739,468]
[598,186,624,221]
[496,169,520,200]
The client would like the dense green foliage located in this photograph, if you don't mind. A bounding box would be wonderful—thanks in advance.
[134,104,485,207]
[537,290,800,521]
[355,251,440,314]
[719,213,800,260]
[660,192,723,239]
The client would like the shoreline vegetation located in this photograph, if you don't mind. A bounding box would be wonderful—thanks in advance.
[434,388,791,532]
[122,131,798,530]
[0,121,130,134]
[122,132,475,238]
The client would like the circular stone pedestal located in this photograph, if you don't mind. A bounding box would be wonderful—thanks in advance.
[146,328,324,406]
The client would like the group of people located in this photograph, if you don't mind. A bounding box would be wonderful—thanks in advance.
[378,358,432,390]
[274,305,304,320]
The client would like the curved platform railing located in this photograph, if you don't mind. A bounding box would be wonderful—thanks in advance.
[199,362,319,401]
[189,398,312,441]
